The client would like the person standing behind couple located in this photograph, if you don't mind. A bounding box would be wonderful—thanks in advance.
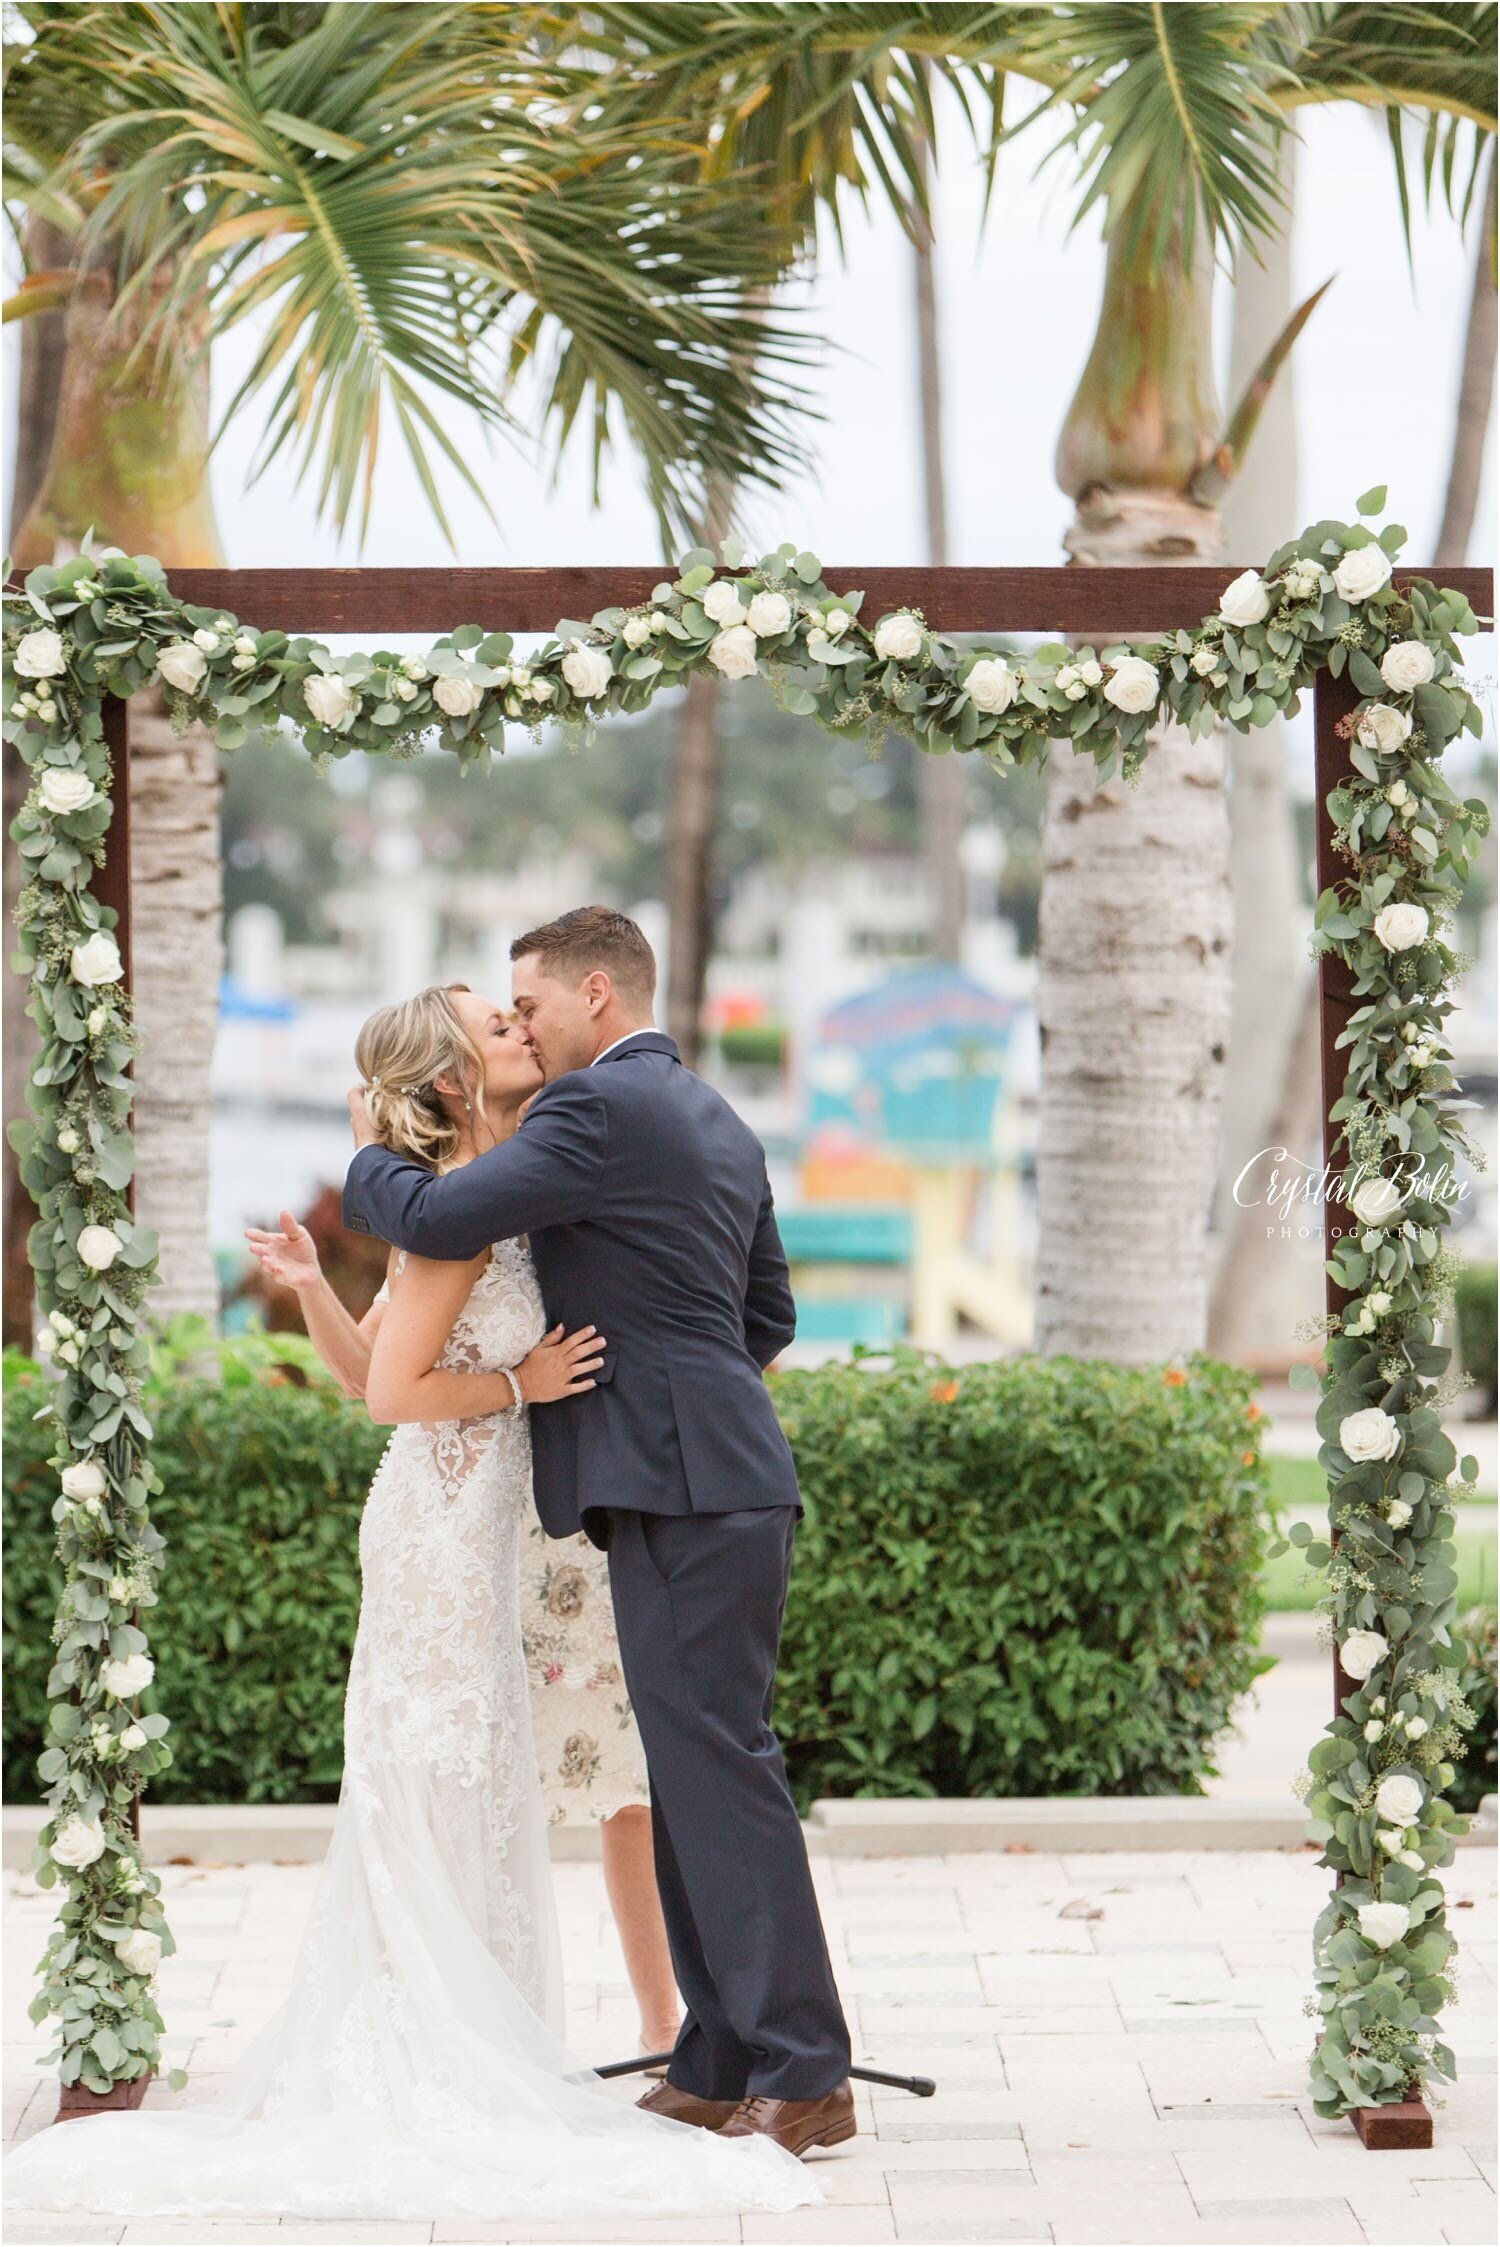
[344,906,855,2156]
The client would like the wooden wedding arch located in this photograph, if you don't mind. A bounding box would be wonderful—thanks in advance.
[78,555,1495,2147]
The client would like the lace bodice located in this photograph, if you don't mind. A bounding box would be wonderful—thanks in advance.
[378,1237,547,1498]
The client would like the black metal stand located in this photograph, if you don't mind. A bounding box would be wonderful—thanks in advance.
[595,2052,937,2097]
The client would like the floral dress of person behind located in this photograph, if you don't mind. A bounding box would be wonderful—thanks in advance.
[521,1521,651,1825]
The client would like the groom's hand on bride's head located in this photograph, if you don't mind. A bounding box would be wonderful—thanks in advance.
[347,1086,379,1151]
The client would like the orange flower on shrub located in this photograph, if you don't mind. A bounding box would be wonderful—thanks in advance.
[930,1380,959,1404]
[1246,1401,1263,1422]
[1243,1450,1257,1467]
[1163,1369,1188,1387]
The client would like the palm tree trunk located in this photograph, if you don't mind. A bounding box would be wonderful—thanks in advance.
[664,480,734,1065]
[12,256,226,1326]
[1435,147,1496,566]
[3,221,74,1346]
[1037,217,1232,1362]
[912,115,965,964]
[1208,143,1307,1359]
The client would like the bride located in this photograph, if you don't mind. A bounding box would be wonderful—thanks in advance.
[5,986,816,2223]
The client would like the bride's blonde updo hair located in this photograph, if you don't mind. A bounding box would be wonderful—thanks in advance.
[354,984,487,1170]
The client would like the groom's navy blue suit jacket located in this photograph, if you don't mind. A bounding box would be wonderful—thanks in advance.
[342,1032,801,1541]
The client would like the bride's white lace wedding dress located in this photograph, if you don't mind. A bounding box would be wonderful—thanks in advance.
[5,1239,816,2221]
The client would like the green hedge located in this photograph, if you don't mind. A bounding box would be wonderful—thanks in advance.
[4,1343,1273,1806]
[1452,1605,1498,1816]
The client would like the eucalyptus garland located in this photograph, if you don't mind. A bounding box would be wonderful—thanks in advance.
[2,487,1488,2116]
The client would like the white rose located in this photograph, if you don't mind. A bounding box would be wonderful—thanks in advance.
[14,627,67,679]
[433,673,485,717]
[1284,564,1326,600]
[191,628,220,653]
[702,580,747,627]
[649,612,669,635]
[108,1577,128,1603]
[1399,1849,1425,1870]
[1218,570,1270,627]
[1357,1900,1411,1950]
[303,673,359,729]
[114,1928,162,1977]
[873,613,924,663]
[966,657,1018,714]
[1333,544,1394,603]
[824,608,851,638]
[1078,660,1103,687]
[1367,1292,1392,1315]
[1375,1773,1424,1825]
[1190,647,1218,677]
[119,1723,147,1752]
[1340,1407,1401,1463]
[1380,641,1436,693]
[102,1652,154,1700]
[1364,1720,1384,1741]
[87,1007,107,1037]
[60,1460,107,1502]
[38,768,98,817]
[707,625,759,681]
[622,615,653,650]
[1386,780,1411,808]
[1340,1630,1389,1681]
[1351,1175,1402,1225]
[156,641,208,695]
[1405,1716,1428,1739]
[57,1336,81,1366]
[1064,681,1088,702]
[400,655,429,680]
[1103,656,1160,715]
[35,1325,56,1356]
[55,1125,80,1155]
[560,643,614,700]
[1378,1828,1406,1854]
[230,653,256,672]
[1055,665,1080,691]
[1373,902,1428,953]
[1385,1500,1413,1529]
[76,1225,122,1272]
[528,680,555,704]
[1371,1696,1386,1713]
[50,1816,106,1870]
[233,634,258,658]
[391,678,417,702]
[510,666,532,688]
[1355,703,1412,755]
[745,590,793,638]
[71,931,123,988]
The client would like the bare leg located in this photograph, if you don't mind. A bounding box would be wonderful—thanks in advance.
[601,1803,680,2053]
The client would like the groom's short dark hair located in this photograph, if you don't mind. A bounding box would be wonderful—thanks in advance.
[511,906,657,1005]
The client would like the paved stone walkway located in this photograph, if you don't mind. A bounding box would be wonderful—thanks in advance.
[5,1847,1495,2246]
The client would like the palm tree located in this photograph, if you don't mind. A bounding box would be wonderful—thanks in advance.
[2,0,805,1325]
[571,4,1010,1052]
[1435,141,1496,564]
[996,1,1496,1360]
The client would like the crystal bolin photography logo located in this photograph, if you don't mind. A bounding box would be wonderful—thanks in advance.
[1233,1149,1472,1236]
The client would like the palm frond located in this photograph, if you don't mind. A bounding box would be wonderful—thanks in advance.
[3,0,815,545]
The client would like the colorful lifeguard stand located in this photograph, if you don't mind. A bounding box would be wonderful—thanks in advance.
[785,966,1030,1350]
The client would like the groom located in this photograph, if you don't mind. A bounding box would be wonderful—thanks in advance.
[343,907,853,2156]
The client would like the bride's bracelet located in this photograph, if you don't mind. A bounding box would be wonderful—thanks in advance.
[500,1366,525,1414]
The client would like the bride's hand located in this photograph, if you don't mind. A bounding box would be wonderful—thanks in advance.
[244,1210,322,1295]
[515,1325,605,1404]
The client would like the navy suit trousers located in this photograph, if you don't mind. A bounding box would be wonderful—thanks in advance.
[603,1505,851,2102]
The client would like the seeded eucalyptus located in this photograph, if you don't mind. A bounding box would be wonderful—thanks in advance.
[3,495,1485,2110]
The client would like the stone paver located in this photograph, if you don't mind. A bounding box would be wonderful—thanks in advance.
[5,1847,1495,2245]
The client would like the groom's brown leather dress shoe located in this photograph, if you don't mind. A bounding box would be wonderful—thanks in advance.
[635,2081,739,2130]
[719,2082,857,2157]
